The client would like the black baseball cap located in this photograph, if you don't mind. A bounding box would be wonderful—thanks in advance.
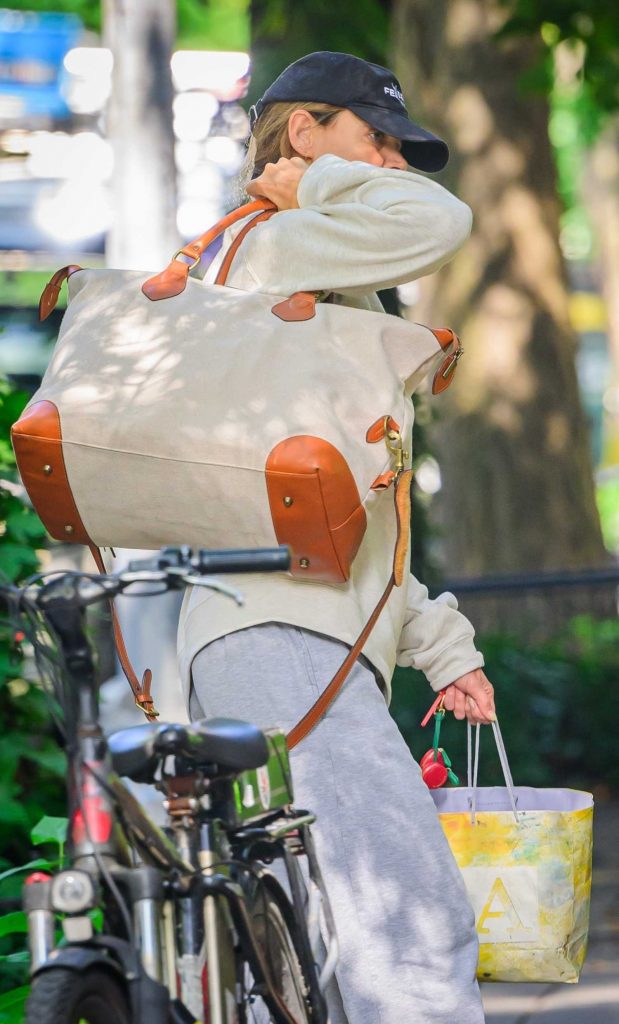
[249,51,449,172]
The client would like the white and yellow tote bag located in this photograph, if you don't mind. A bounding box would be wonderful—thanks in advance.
[432,721,593,983]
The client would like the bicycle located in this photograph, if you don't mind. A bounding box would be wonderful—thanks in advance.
[2,545,337,1024]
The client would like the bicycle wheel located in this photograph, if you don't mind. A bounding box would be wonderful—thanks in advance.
[25,967,131,1024]
[238,872,322,1024]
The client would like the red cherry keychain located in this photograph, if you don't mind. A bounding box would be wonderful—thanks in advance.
[419,690,460,789]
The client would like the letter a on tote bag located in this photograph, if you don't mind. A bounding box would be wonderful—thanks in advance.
[432,722,593,983]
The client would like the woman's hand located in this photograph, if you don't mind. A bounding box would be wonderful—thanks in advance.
[442,668,496,725]
[246,157,309,210]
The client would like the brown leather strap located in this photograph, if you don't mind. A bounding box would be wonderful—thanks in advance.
[89,545,159,721]
[212,206,322,322]
[142,199,276,300]
[286,470,412,751]
[39,265,82,321]
[215,208,276,286]
[430,328,463,395]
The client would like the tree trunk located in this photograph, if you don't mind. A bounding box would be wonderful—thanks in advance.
[585,117,619,465]
[103,0,178,269]
[391,0,608,580]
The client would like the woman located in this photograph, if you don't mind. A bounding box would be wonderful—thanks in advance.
[178,51,494,1023]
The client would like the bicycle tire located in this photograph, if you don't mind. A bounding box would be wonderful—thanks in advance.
[25,967,131,1024]
[238,871,323,1024]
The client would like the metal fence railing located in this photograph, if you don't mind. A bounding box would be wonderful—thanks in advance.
[433,566,619,640]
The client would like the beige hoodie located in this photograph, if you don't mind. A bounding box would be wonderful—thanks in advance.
[177,154,484,708]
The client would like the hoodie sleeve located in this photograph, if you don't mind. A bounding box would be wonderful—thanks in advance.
[239,154,472,296]
[396,573,484,691]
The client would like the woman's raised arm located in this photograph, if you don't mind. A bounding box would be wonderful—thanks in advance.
[239,153,472,296]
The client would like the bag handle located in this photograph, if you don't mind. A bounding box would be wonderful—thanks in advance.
[214,208,276,286]
[467,719,520,823]
[286,469,412,750]
[142,199,276,300]
[143,202,326,323]
[37,204,278,320]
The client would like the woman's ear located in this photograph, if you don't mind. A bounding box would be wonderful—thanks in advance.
[287,109,318,160]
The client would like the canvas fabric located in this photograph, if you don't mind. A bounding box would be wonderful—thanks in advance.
[21,266,443,554]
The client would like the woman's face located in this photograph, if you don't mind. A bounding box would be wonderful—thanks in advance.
[303,109,408,170]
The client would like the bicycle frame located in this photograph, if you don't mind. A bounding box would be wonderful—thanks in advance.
[21,572,333,1024]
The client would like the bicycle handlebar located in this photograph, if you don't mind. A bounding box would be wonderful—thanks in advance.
[127,545,291,576]
[0,545,292,615]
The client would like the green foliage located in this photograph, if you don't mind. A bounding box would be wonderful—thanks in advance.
[494,6,616,262]
[548,80,601,259]
[0,984,29,1024]
[499,1,619,116]
[177,0,250,50]
[5,1,250,50]
[0,273,67,312]
[29,817,67,855]
[596,476,619,552]
[0,913,27,939]
[391,615,619,793]
[0,380,65,995]
[0,820,67,995]
[248,0,389,102]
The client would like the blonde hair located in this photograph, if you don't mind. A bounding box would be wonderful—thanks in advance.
[238,101,343,197]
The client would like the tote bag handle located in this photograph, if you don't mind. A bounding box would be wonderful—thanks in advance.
[467,718,521,824]
[142,199,277,300]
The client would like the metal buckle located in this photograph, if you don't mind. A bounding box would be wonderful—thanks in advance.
[172,249,201,272]
[384,415,409,475]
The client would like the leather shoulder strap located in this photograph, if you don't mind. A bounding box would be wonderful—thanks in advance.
[89,545,159,721]
[215,208,276,286]
[286,469,412,750]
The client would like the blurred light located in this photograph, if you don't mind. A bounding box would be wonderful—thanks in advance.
[540,22,560,46]
[26,131,112,182]
[559,219,592,261]
[173,91,218,142]
[64,47,113,78]
[63,47,113,114]
[175,140,203,174]
[1,129,30,154]
[415,457,442,495]
[602,387,619,417]
[204,136,242,174]
[171,51,250,94]
[34,180,111,241]
[180,162,223,200]
[177,199,220,238]
[568,291,607,333]
[548,110,578,147]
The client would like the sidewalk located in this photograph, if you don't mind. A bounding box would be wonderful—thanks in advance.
[481,798,619,1023]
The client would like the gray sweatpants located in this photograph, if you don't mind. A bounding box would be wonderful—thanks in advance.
[190,623,484,1024]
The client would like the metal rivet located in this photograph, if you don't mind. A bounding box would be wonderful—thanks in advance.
[283,496,293,507]
[43,464,52,475]
[64,524,74,535]
[299,558,310,569]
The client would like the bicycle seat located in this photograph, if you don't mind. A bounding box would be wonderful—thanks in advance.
[108,718,269,783]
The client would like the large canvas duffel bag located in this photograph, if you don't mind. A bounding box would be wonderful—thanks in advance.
[12,199,461,585]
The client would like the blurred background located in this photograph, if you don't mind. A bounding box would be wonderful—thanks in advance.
[0,1,618,1017]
